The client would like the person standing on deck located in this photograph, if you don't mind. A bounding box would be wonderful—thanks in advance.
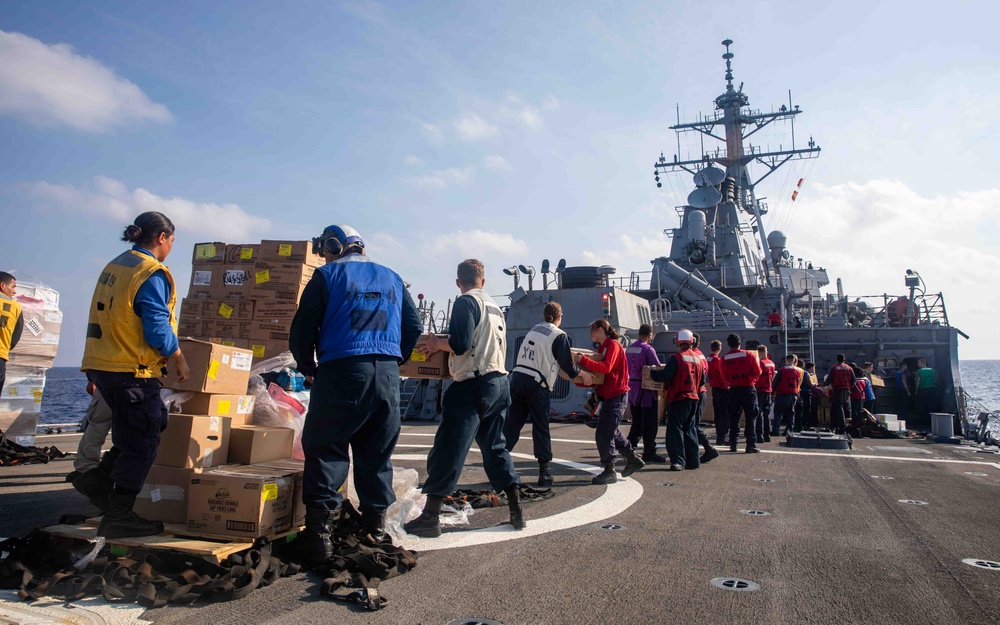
[405,260,524,537]
[914,358,939,421]
[0,272,23,397]
[573,319,645,485]
[706,339,730,446]
[505,302,591,485]
[824,354,855,434]
[690,333,719,463]
[624,324,665,463]
[772,354,804,435]
[722,333,762,454]
[287,225,422,564]
[65,382,113,482]
[894,362,912,418]
[757,345,776,440]
[648,329,706,471]
[77,211,189,539]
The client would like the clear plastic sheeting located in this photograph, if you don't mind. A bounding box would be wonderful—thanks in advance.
[375,467,473,543]
[160,389,194,413]
[249,354,308,460]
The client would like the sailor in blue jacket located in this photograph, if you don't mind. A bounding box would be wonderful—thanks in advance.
[288,225,421,564]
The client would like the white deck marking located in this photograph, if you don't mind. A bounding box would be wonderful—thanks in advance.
[760,448,1000,468]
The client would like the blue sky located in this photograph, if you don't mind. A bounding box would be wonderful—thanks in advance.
[1,0,998,365]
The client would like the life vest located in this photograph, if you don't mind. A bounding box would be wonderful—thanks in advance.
[666,350,702,402]
[315,255,404,364]
[775,365,803,395]
[0,293,22,360]
[851,379,866,400]
[706,354,729,389]
[723,349,761,387]
[756,358,776,392]
[81,249,177,377]
[449,289,506,381]
[513,322,564,389]
[691,347,708,393]
[831,363,853,390]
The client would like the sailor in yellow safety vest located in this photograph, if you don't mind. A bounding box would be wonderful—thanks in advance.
[0,272,24,397]
[74,211,190,539]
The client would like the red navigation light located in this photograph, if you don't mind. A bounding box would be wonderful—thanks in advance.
[418,293,424,300]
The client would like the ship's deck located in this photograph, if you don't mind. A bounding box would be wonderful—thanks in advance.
[3,424,1000,625]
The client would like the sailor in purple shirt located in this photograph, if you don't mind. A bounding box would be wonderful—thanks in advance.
[625,324,667,463]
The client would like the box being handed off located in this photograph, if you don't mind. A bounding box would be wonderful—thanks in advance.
[642,365,665,391]
[399,334,450,379]
[559,348,605,387]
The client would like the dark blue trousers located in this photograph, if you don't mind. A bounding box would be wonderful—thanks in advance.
[302,356,401,513]
[796,392,811,431]
[596,393,632,465]
[712,387,730,443]
[757,389,773,437]
[774,394,798,434]
[626,403,659,456]
[831,389,851,432]
[504,372,553,462]
[90,371,167,492]
[728,386,759,446]
[423,373,519,497]
[666,398,700,468]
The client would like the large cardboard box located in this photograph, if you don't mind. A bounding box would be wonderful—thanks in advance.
[215,267,254,301]
[249,339,289,362]
[209,337,250,352]
[213,300,255,321]
[257,240,324,267]
[251,261,314,302]
[135,465,197,524]
[215,319,252,340]
[228,426,294,465]
[254,300,297,318]
[155,414,231,468]
[187,465,297,538]
[180,393,256,424]
[255,459,306,528]
[249,316,293,342]
[642,365,665,391]
[559,348,605,386]
[399,335,450,379]
[192,242,228,263]
[180,298,211,320]
[177,318,215,339]
[162,338,254,394]
[188,263,222,300]
[225,244,260,266]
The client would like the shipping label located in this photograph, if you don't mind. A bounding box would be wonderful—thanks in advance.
[231,352,252,371]
[193,270,213,286]
[24,317,44,337]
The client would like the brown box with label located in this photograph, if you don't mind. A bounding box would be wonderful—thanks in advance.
[135,465,198,524]
[558,348,606,386]
[225,244,260,266]
[209,337,250,351]
[249,339,289,362]
[215,319,252,340]
[177,318,215,339]
[191,242,228,264]
[249,316,294,342]
[180,298,211,320]
[155,414,231,468]
[212,300,255,321]
[254,301,298,318]
[255,459,306,528]
[188,263,221,300]
[181,393,256,425]
[642,365,665,391]
[213,267,253,300]
[161,338,254,394]
[399,334,450,379]
[250,261,314,302]
[257,240,324,267]
[228,426,294,465]
[187,465,296,539]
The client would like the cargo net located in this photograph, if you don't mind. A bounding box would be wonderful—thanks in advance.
[0,432,66,467]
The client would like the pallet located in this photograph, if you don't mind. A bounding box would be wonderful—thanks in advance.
[79,516,302,544]
[42,522,302,565]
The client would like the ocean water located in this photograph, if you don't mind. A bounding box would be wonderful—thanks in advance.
[35,361,1000,426]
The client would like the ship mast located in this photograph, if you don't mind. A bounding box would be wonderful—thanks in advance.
[654,39,821,284]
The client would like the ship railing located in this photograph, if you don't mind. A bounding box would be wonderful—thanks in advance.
[835,293,951,329]
[610,271,654,292]
[417,298,451,334]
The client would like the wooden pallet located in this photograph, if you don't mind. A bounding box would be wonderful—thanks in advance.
[42,522,302,565]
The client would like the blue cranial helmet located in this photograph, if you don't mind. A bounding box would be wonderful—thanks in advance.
[312,224,365,256]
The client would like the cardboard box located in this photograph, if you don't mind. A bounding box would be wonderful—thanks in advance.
[250,315,293,342]
[177,318,215,339]
[162,338,254,394]
[154,414,231,468]
[215,267,254,301]
[187,465,297,538]
[253,300,298,318]
[642,365,665,391]
[0,409,41,438]
[213,299,255,321]
[255,459,306,528]
[209,337,250,351]
[225,244,260,265]
[10,306,61,359]
[180,393,256,424]
[250,261,315,302]
[192,242,228,264]
[135,465,197,524]
[249,339,289,362]
[257,240,324,267]
[180,298,211,320]
[559,348,605,386]
[228,426,294,465]
[215,319,252,340]
[399,335,450,379]
[188,264,221,300]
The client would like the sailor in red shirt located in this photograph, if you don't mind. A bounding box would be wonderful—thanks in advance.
[574,319,645,485]
[690,334,718,463]
[823,353,856,433]
[648,329,705,471]
[721,333,762,453]
[756,345,776,441]
[706,339,730,446]
[772,354,803,435]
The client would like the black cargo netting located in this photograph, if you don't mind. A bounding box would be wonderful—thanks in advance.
[0,432,67,466]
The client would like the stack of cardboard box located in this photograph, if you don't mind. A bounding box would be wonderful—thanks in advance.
[134,338,307,540]
[177,240,323,363]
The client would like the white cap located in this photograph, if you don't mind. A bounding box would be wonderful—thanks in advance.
[676,329,694,344]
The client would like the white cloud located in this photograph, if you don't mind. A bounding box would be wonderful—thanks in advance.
[502,92,546,130]
[484,155,513,173]
[425,229,529,259]
[519,106,543,130]
[542,95,560,111]
[420,122,445,145]
[454,113,499,141]
[0,30,171,133]
[403,155,423,167]
[400,166,475,189]
[581,234,667,276]
[25,176,270,242]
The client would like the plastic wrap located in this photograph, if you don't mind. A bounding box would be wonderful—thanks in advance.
[249,376,306,460]
[8,279,61,369]
[160,389,194,413]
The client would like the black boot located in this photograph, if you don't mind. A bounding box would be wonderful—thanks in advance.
[730,438,738,453]
[537,460,554,487]
[504,484,526,530]
[97,489,163,539]
[404,495,443,538]
[72,450,118,513]
[360,509,388,542]
[621,447,645,478]
[289,507,338,567]
[591,463,617,485]
[701,443,719,464]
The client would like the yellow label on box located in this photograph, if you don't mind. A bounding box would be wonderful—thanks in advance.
[222,340,235,347]
[195,244,216,259]
[217,400,231,414]
[255,270,270,284]
[262,483,278,501]
[207,360,220,380]
[240,247,254,260]
[32,389,43,401]
[218,303,233,319]
[410,350,427,362]
[252,344,266,357]
[6,387,16,396]
[278,244,292,256]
